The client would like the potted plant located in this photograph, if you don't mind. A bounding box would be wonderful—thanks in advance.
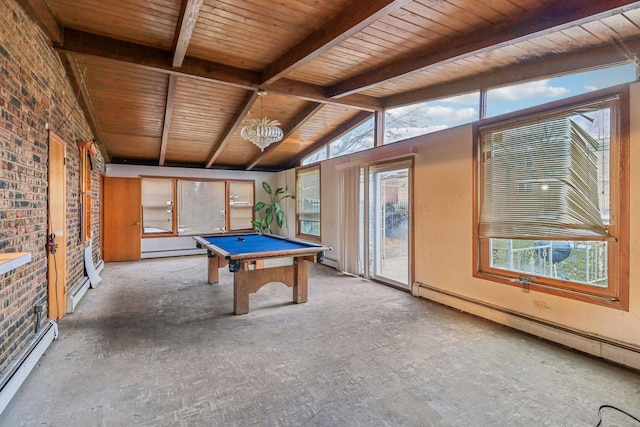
[252,181,294,234]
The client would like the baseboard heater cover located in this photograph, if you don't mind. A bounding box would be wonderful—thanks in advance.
[415,282,640,371]
[320,256,339,269]
[0,320,56,415]
[67,276,91,314]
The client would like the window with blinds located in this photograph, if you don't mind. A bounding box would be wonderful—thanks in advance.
[141,178,255,237]
[296,165,321,239]
[474,88,629,309]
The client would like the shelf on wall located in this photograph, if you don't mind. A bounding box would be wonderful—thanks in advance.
[0,252,32,275]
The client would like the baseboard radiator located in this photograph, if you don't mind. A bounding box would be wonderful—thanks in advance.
[415,282,640,371]
[0,320,56,415]
[67,259,104,313]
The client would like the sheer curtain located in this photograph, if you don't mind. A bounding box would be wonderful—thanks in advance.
[339,166,360,274]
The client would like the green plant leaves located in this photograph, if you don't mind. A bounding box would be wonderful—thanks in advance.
[262,181,272,195]
[253,181,293,233]
[276,209,285,227]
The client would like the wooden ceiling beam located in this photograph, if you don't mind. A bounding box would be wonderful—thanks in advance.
[265,78,381,111]
[260,0,411,85]
[205,91,259,168]
[383,37,640,108]
[159,75,178,165]
[55,28,259,89]
[15,0,63,44]
[326,0,640,98]
[59,53,111,162]
[172,0,204,67]
[54,29,381,111]
[286,110,372,168]
[245,102,325,170]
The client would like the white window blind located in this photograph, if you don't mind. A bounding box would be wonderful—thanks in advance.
[177,180,226,235]
[479,101,614,241]
[141,178,173,234]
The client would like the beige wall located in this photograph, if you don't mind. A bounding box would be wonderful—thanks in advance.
[312,83,640,365]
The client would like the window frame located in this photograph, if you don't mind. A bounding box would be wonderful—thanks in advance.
[473,84,630,310]
[295,165,321,242]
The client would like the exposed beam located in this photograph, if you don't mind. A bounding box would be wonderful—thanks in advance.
[327,0,640,98]
[245,102,324,170]
[205,91,259,168]
[286,111,372,168]
[260,0,410,85]
[172,0,204,67]
[15,0,63,44]
[59,53,111,162]
[159,75,178,165]
[265,78,381,111]
[55,29,381,111]
[383,37,640,108]
[56,28,259,89]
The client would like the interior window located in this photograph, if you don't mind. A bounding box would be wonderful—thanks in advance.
[177,180,226,235]
[229,181,254,231]
[141,178,174,234]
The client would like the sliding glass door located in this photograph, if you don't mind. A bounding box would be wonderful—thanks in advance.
[367,161,411,289]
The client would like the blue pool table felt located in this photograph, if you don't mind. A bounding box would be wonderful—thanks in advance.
[201,234,317,255]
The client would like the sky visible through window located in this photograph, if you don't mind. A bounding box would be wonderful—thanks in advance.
[485,63,636,117]
[303,63,637,164]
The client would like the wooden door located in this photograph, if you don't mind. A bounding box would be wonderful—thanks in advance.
[104,177,141,261]
[48,132,67,320]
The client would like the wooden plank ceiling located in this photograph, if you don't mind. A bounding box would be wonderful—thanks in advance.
[19,0,640,170]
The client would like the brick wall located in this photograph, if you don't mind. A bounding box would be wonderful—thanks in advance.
[0,0,103,374]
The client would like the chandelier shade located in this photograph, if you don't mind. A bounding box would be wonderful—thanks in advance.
[240,90,283,151]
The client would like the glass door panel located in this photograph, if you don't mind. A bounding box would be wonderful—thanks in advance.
[369,163,410,288]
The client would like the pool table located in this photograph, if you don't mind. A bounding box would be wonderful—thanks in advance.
[193,233,330,314]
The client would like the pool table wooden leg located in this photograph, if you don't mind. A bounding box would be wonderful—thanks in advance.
[208,254,220,284]
[234,262,250,314]
[293,258,308,304]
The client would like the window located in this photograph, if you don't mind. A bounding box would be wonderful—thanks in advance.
[141,178,255,237]
[229,181,254,231]
[474,86,629,309]
[77,141,94,242]
[485,63,636,118]
[178,180,226,235]
[384,92,479,144]
[296,166,320,239]
[329,117,374,159]
[142,178,174,234]
[302,147,327,165]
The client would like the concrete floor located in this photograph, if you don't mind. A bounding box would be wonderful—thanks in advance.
[1,256,639,426]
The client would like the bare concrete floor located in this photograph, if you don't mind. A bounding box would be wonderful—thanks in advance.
[1,256,639,426]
